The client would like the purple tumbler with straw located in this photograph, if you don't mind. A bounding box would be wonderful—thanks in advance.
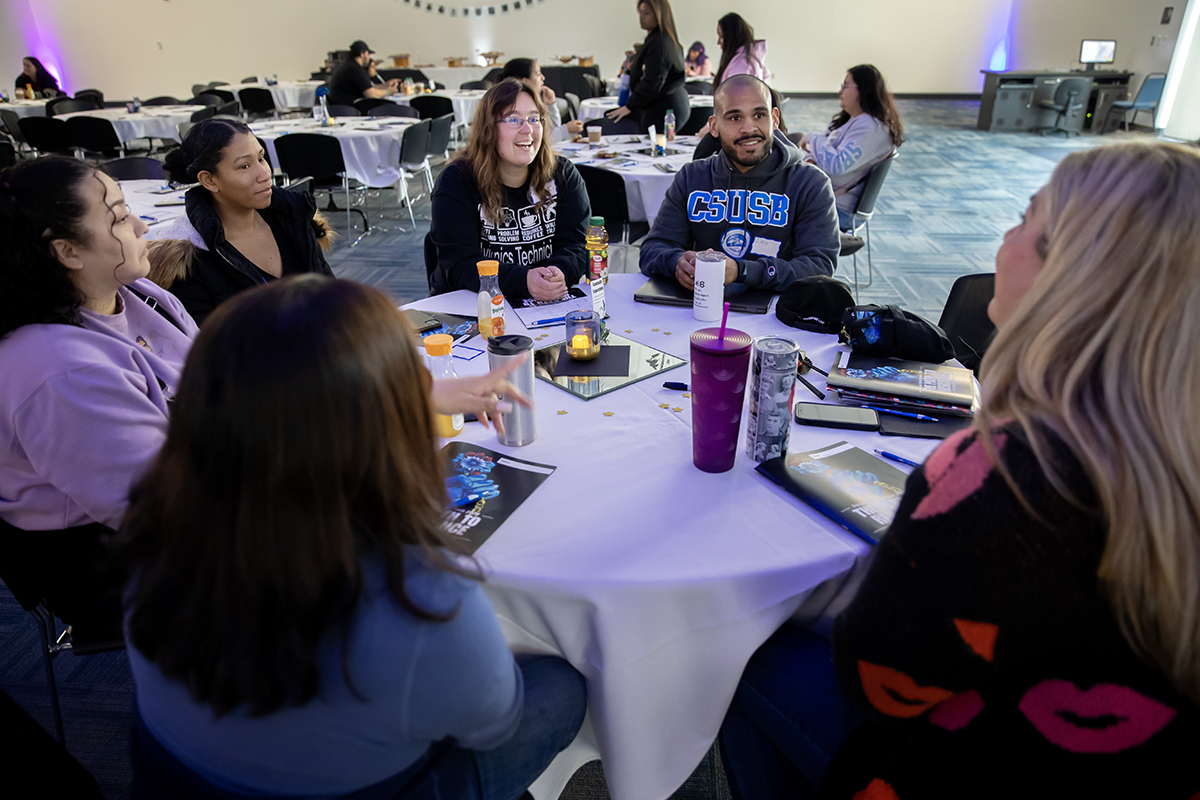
[690,303,753,473]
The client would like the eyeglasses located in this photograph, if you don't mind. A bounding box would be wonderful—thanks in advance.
[840,83,857,91]
[500,114,544,129]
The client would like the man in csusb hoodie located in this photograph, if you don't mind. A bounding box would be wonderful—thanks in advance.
[639,74,839,291]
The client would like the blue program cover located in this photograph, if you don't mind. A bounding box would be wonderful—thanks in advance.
[756,441,910,546]
[441,442,556,554]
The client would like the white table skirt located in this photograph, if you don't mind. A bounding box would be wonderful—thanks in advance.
[251,118,415,188]
[56,105,206,143]
[403,274,940,800]
[3,99,47,118]
[556,134,699,225]
[388,90,484,126]
[214,81,326,109]
[579,95,714,123]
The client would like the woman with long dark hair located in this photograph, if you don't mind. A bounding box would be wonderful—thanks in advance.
[0,157,198,635]
[118,275,586,798]
[605,0,691,135]
[14,56,59,95]
[686,42,711,78]
[719,140,1200,798]
[149,118,334,325]
[712,13,769,87]
[800,64,903,229]
[429,78,590,300]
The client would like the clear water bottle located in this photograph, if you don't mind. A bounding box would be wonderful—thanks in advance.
[665,109,676,141]
[423,334,464,438]
[585,216,609,284]
[476,260,506,339]
[617,73,630,106]
[132,96,141,112]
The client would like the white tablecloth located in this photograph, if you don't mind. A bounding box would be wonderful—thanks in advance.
[388,90,484,126]
[556,134,697,224]
[2,99,47,118]
[250,117,415,188]
[214,81,326,109]
[403,274,941,800]
[413,65,493,90]
[56,105,206,143]
[579,94,714,123]
[122,179,188,239]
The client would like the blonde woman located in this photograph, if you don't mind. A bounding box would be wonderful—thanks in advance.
[719,140,1200,798]
[429,79,590,301]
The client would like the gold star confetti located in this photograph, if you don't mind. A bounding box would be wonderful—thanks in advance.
[603,411,615,417]
[663,331,672,335]
[624,329,633,333]
[659,403,670,409]
[682,392,691,398]
[557,410,568,415]
[672,406,684,413]
[651,327,660,332]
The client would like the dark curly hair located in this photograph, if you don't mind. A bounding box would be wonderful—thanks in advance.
[0,157,100,338]
[163,118,253,186]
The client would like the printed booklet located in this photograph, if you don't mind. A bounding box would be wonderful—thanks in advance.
[441,442,556,553]
[826,352,978,416]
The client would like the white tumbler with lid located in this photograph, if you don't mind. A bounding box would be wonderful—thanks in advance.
[693,251,726,321]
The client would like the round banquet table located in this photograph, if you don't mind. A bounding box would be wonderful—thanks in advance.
[555,134,699,224]
[120,179,188,239]
[402,274,946,800]
[388,89,484,126]
[250,117,415,188]
[55,105,207,143]
[2,98,47,118]
[213,80,326,109]
[579,94,714,123]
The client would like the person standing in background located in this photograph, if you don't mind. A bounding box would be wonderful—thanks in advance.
[713,14,770,87]
[606,0,691,135]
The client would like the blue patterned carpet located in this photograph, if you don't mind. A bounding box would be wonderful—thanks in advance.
[0,99,1137,799]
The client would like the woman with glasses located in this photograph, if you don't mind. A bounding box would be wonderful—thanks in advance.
[798,65,903,230]
[429,79,590,301]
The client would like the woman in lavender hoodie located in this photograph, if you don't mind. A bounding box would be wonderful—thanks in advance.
[0,157,200,635]
[713,13,770,87]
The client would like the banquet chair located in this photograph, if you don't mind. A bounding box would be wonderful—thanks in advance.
[427,114,454,166]
[937,273,995,375]
[367,103,419,118]
[190,105,216,123]
[143,96,180,106]
[460,80,491,90]
[593,116,641,136]
[575,163,648,272]
[202,88,236,103]
[190,93,223,108]
[424,232,438,293]
[46,97,100,117]
[1,109,34,155]
[0,140,15,168]
[353,96,394,114]
[99,156,166,181]
[0,687,105,797]
[839,150,897,300]
[684,81,712,95]
[326,104,360,117]
[1105,72,1166,132]
[73,88,104,105]
[564,92,581,121]
[272,132,369,245]
[679,106,712,136]
[410,95,453,121]
[191,83,211,98]
[238,87,278,120]
[215,101,241,118]
[398,119,433,221]
[240,76,258,84]
[0,517,126,745]
[18,116,80,157]
[484,67,504,84]
[66,116,126,159]
[582,73,604,98]
[555,98,570,124]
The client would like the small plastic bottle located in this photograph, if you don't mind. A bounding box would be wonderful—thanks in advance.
[664,109,676,141]
[476,260,506,339]
[423,334,464,438]
[585,216,609,284]
[132,96,141,112]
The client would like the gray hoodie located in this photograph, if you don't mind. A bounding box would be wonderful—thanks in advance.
[639,132,839,291]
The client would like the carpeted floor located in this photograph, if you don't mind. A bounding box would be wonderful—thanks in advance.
[0,98,1146,799]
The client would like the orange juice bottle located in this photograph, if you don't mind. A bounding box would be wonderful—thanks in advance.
[476,260,506,339]
[423,334,464,438]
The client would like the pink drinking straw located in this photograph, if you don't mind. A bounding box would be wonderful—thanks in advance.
[718,301,731,344]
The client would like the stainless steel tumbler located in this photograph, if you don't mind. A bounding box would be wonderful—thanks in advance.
[487,334,536,447]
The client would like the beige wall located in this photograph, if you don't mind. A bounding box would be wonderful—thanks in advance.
[0,0,1177,100]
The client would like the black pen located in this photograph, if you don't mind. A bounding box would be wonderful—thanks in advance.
[663,381,688,391]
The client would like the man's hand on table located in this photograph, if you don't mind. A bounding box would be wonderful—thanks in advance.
[430,354,531,438]
[675,251,698,290]
[527,266,568,301]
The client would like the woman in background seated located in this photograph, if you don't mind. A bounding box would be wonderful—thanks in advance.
[149,118,333,324]
[14,56,59,96]
[686,42,711,77]
[498,58,584,143]
[118,275,586,799]
[0,157,198,636]
[712,13,770,87]
[605,0,691,135]
[429,79,590,301]
[718,140,1200,798]
[799,65,902,230]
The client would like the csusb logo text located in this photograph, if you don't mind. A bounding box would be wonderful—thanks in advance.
[686,190,789,227]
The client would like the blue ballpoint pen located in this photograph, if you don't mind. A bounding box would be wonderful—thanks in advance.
[450,493,482,508]
[874,449,921,468]
[531,316,566,327]
[863,405,938,422]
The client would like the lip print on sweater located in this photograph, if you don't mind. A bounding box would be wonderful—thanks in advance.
[858,661,954,718]
[852,778,900,800]
[1018,680,1177,753]
[929,689,984,731]
[911,431,1007,521]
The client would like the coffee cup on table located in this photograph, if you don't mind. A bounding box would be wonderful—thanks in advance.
[587,126,603,143]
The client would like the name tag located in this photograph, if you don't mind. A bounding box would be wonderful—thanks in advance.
[750,237,781,258]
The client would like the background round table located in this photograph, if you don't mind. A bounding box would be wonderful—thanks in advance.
[555,134,699,223]
[55,105,206,143]
[1,99,47,118]
[388,89,484,126]
[214,80,326,110]
[251,117,415,188]
[579,94,714,123]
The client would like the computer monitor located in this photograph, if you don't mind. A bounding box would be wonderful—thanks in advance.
[1080,40,1116,70]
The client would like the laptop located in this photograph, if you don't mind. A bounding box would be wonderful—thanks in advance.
[633,275,775,314]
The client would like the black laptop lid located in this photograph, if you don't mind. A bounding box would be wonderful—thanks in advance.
[633,275,774,314]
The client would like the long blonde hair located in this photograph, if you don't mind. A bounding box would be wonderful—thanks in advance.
[977,140,1200,704]
[455,79,556,226]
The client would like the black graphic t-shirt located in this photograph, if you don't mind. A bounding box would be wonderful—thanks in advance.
[428,158,591,299]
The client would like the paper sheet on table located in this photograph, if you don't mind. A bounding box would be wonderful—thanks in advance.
[510,288,595,328]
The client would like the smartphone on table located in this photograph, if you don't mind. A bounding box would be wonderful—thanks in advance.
[793,402,879,431]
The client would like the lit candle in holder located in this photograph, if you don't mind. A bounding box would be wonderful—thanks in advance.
[565,310,602,361]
